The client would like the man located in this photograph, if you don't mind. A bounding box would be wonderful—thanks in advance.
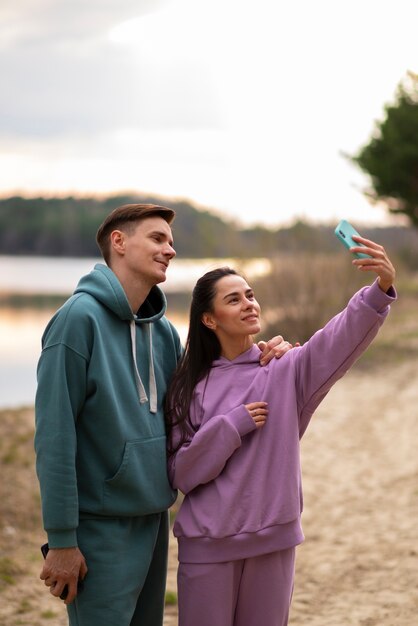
[34,203,291,626]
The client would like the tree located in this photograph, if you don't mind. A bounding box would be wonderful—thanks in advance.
[350,71,418,227]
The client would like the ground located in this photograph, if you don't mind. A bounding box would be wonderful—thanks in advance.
[1,355,417,625]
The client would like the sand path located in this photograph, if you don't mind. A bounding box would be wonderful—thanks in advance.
[0,358,417,625]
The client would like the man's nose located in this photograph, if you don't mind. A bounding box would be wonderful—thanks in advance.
[164,243,176,258]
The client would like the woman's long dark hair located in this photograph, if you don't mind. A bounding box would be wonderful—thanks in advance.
[165,267,239,455]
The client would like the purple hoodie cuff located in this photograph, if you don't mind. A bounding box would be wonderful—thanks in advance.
[228,405,258,437]
[363,279,397,312]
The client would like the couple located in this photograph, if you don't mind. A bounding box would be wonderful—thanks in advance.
[35,203,396,626]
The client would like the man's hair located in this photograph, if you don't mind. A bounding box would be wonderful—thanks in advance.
[96,203,176,264]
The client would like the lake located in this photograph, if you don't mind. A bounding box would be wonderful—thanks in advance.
[0,255,270,408]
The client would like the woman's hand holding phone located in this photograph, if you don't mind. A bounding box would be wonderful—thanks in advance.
[334,220,396,292]
[350,234,396,292]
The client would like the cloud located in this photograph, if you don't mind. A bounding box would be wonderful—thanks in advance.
[1,0,417,228]
[0,0,221,139]
[0,0,168,45]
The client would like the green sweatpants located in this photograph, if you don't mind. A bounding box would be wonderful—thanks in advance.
[67,512,169,626]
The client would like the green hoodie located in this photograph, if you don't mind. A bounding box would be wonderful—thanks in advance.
[35,263,181,548]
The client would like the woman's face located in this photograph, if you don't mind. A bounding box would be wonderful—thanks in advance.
[202,274,261,339]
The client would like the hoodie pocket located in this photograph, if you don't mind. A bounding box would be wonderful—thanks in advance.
[103,436,177,516]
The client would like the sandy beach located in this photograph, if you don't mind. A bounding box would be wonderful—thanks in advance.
[0,353,417,625]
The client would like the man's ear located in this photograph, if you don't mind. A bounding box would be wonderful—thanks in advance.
[110,230,126,256]
[202,313,216,330]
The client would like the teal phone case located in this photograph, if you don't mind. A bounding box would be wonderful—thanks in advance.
[334,220,371,259]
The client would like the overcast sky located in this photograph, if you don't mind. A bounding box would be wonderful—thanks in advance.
[1,0,417,227]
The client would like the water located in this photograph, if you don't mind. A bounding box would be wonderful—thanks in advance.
[0,255,270,295]
[0,255,270,408]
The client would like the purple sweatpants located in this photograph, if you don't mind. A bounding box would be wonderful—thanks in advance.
[177,547,295,626]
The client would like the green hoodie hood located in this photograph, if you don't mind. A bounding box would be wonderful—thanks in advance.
[74,263,167,323]
[74,263,166,413]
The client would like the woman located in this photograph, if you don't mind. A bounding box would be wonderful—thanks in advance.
[165,236,396,626]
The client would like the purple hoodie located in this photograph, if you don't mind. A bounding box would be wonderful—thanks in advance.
[168,280,396,564]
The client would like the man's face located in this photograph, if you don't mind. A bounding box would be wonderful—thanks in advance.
[121,216,176,286]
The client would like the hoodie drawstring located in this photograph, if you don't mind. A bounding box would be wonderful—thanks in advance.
[147,324,158,413]
[129,320,158,413]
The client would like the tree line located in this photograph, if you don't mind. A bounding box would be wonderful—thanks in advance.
[1,194,418,268]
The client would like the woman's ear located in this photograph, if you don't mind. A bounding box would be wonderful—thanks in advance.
[202,313,216,330]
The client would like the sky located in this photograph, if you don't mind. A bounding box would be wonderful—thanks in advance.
[1,0,417,228]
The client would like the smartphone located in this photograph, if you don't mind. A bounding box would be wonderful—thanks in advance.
[41,543,84,600]
[334,220,371,259]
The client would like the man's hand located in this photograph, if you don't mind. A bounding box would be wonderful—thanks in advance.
[40,546,88,605]
[258,335,299,366]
